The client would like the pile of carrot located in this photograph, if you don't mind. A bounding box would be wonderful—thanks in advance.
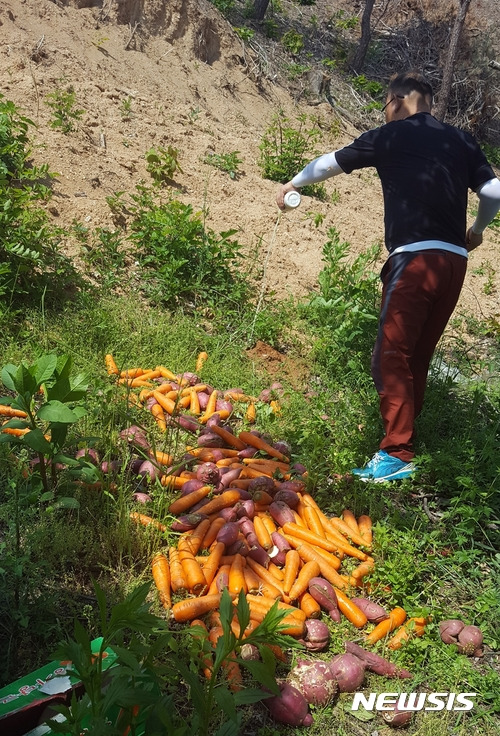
[108,352,427,681]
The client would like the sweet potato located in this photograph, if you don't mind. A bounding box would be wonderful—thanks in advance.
[265,681,313,727]
[344,642,413,679]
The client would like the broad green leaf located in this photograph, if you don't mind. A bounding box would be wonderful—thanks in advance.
[48,423,68,450]
[110,645,142,673]
[22,428,53,454]
[214,716,242,736]
[234,589,250,638]
[15,363,37,395]
[33,354,58,386]
[0,395,14,405]
[37,400,80,424]
[55,354,73,381]
[239,658,280,694]
[1,364,17,391]
[53,452,81,467]
[46,374,88,403]
[0,418,29,429]
[233,687,272,705]
[213,685,237,723]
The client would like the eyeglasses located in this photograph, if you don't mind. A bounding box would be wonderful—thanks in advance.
[381,94,405,113]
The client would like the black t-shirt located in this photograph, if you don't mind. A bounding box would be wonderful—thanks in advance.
[335,112,495,252]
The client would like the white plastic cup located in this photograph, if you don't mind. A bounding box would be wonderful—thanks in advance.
[283,190,301,210]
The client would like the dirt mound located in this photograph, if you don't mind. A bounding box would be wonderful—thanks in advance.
[0,0,499,323]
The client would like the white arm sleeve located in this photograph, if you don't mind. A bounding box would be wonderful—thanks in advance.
[471,177,500,234]
[291,151,344,188]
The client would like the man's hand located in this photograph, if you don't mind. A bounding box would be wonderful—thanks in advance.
[466,227,483,252]
[276,182,299,211]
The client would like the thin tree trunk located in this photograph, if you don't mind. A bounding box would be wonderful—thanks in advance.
[253,0,271,21]
[434,0,473,121]
[351,0,376,73]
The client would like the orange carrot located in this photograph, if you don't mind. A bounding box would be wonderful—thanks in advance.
[120,367,144,379]
[201,517,226,549]
[178,547,208,595]
[237,431,289,462]
[281,522,338,553]
[204,424,246,450]
[178,518,212,556]
[333,588,368,628]
[229,554,247,596]
[329,517,369,548]
[151,403,167,432]
[288,560,321,601]
[152,552,172,609]
[267,562,284,581]
[0,405,28,418]
[129,512,166,533]
[104,354,119,375]
[1,426,30,436]
[195,490,241,516]
[283,537,347,590]
[201,390,218,420]
[299,591,321,619]
[243,566,262,594]
[365,606,407,645]
[357,515,373,546]
[387,617,428,650]
[283,550,301,596]
[169,548,188,593]
[156,365,181,382]
[292,511,307,528]
[172,593,222,622]
[342,509,360,536]
[254,516,273,551]
[152,450,174,466]
[304,544,342,572]
[303,506,326,538]
[152,390,177,415]
[259,514,277,536]
[351,560,375,581]
[322,528,370,561]
[189,388,201,415]
[195,352,208,373]
[160,474,192,489]
[245,558,285,597]
[245,403,256,423]
[168,485,212,515]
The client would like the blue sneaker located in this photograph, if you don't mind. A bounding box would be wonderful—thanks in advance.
[351,450,416,483]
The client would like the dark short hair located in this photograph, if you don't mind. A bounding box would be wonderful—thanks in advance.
[388,71,433,102]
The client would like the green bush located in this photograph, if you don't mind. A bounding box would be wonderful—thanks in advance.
[258,111,328,200]
[281,30,304,56]
[0,95,78,313]
[303,228,381,379]
[45,85,84,133]
[127,188,250,310]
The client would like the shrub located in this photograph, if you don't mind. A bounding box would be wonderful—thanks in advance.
[0,95,78,313]
[128,189,250,310]
[45,85,84,133]
[258,111,328,200]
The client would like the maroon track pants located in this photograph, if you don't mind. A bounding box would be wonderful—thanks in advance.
[371,250,467,462]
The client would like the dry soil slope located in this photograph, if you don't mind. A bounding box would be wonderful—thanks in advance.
[0,0,498,322]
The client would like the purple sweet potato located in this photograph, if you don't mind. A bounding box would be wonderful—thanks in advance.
[288,660,337,707]
[329,654,365,693]
[344,642,413,679]
[265,682,313,727]
[351,598,389,623]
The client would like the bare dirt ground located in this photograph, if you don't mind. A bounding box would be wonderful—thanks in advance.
[1,0,499,326]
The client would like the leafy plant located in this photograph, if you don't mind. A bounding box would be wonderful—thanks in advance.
[0,95,77,311]
[45,85,84,133]
[208,0,235,15]
[0,353,92,497]
[120,96,133,121]
[203,150,243,179]
[145,145,183,184]
[233,26,255,42]
[351,74,384,98]
[258,111,327,200]
[304,229,381,378]
[47,582,297,736]
[128,190,250,311]
[281,30,304,56]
